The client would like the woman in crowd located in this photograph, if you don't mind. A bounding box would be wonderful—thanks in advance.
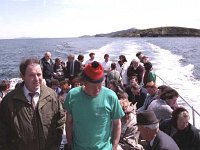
[53,57,65,82]
[147,87,179,122]
[160,107,200,150]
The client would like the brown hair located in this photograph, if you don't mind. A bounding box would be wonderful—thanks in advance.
[55,57,61,63]
[158,85,171,92]
[160,88,179,101]
[77,54,84,61]
[19,58,40,76]
[104,54,109,58]
[60,79,70,86]
[111,63,116,70]
[171,107,189,128]
[89,52,95,57]
[136,52,143,57]
[0,81,10,91]
[117,91,128,100]
[131,83,140,90]
[119,55,127,62]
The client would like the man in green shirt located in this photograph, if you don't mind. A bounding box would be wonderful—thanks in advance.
[64,61,124,150]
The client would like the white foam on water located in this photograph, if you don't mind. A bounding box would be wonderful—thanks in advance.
[86,39,200,129]
[9,78,23,90]
[147,42,200,128]
[84,44,113,64]
[90,40,143,65]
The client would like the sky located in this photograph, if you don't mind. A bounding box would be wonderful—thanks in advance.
[0,0,200,39]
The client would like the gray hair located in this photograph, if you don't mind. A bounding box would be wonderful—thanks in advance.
[141,122,159,130]
[44,51,51,57]
[67,53,75,58]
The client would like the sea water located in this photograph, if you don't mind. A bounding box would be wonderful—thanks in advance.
[0,37,200,128]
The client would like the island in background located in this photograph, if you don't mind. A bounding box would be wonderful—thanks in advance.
[95,26,200,37]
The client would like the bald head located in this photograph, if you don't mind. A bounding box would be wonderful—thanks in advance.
[131,59,140,67]
[67,53,75,62]
[44,52,51,61]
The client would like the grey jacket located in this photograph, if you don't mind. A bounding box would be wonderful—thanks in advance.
[150,131,180,150]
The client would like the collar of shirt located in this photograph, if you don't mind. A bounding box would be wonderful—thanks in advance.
[47,59,51,64]
[150,136,156,147]
[170,126,178,137]
[23,85,40,104]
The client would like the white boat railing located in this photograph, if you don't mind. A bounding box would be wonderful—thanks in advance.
[156,75,200,128]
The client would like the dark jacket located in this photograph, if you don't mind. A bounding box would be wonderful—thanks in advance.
[0,83,65,150]
[40,57,54,79]
[150,130,179,150]
[64,60,81,78]
[160,119,200,150]
[127,64,144,84]
[53,64,65,81]
[125,87,147,109]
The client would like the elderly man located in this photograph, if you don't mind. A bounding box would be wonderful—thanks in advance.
[0,58,65,150]
[127,59,145,85]
[136,110,179,150]
[40,51,54,87]
[64,61,124,150]
[64,53,82,84]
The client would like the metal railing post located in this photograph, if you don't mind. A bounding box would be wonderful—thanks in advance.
[192,107,195,127]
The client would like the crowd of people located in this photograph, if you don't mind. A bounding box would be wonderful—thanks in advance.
[0,51,200,150]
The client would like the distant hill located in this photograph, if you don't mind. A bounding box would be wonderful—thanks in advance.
[15,37,33,39]
[95,28,138,37]
[79,35,93,38]
[95,26,200,37]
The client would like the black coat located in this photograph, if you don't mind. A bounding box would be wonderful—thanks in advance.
[127,64,144,84]
[40,57,54,79]
[160,119,200,150]
[125,87,147,109]
[150,130,180,150]
[64,60,82,78]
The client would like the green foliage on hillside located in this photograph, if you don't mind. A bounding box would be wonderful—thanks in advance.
[95,27,200,37]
